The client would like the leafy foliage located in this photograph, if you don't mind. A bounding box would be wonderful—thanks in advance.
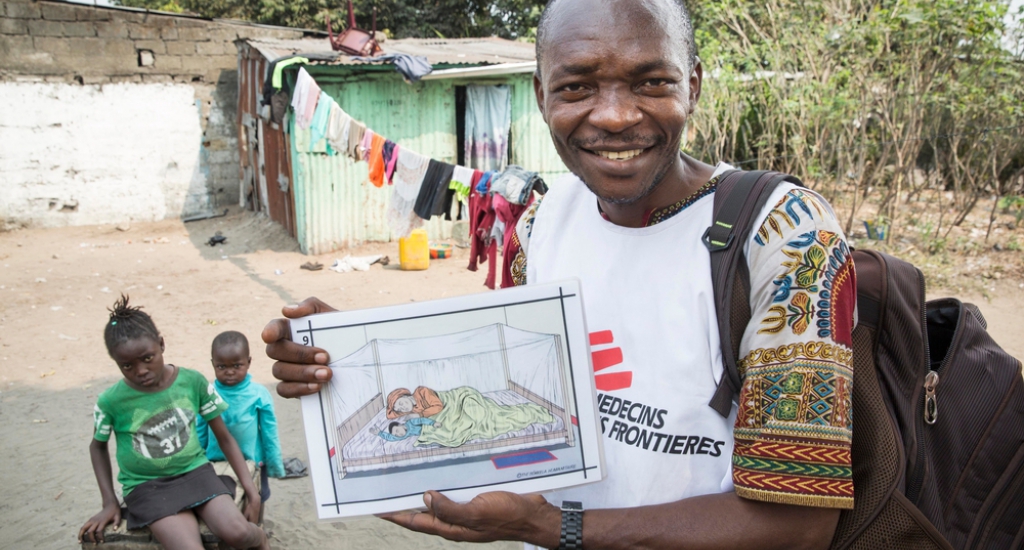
[113,0,544,39]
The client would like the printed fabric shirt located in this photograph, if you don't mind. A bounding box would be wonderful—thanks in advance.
[93,367,228,496]
[512,166,855,510]
[196,374,285,478]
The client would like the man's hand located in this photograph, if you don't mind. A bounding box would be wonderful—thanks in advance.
[78,503,121,543]
[380,490,560,547]
[262,297,337,398]
[244,490,262,525]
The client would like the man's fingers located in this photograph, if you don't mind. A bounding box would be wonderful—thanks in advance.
[272,360,332,384]
[425,490,472,526]
[276,381,323,398]
[266,337,330,365]
[283,297,338,318]
[261,318,291,345]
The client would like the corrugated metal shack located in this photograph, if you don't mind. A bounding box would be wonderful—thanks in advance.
[236,36,568,255]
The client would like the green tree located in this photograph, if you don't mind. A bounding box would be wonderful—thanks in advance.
[114,0,544,39]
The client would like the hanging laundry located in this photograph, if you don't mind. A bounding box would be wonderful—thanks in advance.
[325,103,351,153]
[413,159,456,220]
[493,193,534,288]
[262,56,309,109]
[358,128,375,162]
[302,81,320,129]
[476,170,496,194]
[465,84,511,171]
[467,189,498,289]
[366,133,388,187]
[450,165,476,205]
[387,148,430,238]
[346,119,367,160]
[382,140,399,184]
[349,53,433,82]
[309,91,334,147]
[290,68,319,129]
[489,165,549,205]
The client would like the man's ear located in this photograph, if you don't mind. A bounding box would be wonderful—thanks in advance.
[687,58,703,115]
[533,71,548,124]
[159,337,165,351]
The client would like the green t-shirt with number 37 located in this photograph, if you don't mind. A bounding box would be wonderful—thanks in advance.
[93,367,229,495]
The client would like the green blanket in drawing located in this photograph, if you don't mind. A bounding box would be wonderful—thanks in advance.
[413,386,556,448]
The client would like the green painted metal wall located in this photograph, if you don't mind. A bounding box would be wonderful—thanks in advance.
[290,69,568,255]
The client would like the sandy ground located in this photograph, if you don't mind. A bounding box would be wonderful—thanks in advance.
[0,208,1021,549]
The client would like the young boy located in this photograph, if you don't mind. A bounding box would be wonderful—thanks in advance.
[197,331,284,502]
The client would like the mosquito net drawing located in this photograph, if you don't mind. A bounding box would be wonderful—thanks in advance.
[323,324,574,477]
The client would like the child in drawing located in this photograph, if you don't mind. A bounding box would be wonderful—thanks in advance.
[197,331,284,503]
[79,296,268,549]
[371,417,442,442]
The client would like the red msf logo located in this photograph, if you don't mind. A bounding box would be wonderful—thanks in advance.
[590,330,632,391]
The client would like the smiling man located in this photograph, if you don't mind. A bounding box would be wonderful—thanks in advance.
[263,0,856,548]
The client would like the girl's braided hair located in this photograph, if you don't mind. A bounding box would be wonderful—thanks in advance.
[104,294,160,353]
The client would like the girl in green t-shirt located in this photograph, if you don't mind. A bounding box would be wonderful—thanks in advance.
[78,296,269,550]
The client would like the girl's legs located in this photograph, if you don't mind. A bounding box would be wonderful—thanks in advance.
[194,494,268,550]
[148,511,205,550]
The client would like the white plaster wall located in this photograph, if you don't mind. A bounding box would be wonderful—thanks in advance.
[0,82,207,229]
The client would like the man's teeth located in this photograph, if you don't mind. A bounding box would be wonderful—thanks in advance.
[596,149,643,161]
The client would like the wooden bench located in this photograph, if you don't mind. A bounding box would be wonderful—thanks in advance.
[81,461,261,550]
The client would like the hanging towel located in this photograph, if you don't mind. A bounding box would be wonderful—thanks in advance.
[465,84,511,171]
[290,68,319,129]
[387,149,430,238]
[325,103,351,153]
[414,160,456,220]
[382,140,399,184]
[346,119,367,160]
[366,133,388,187]
[467,189,498,289]
[309,91,334,147]
[263,56,309,108]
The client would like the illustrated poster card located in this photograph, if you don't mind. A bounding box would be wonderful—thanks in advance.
[291,279,605,519]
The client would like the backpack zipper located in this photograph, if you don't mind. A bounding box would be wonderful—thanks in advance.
[906,271,933,504]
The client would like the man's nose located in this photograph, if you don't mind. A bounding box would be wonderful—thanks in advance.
[587,86,642,134]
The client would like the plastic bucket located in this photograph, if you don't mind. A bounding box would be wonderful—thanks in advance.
[399,229,430,270]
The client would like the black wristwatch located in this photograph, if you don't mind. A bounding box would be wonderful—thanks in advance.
[558,500,584,550]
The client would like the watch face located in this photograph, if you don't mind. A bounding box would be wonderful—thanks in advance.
[561,501,583,511]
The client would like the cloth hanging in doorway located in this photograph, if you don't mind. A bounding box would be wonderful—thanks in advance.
[387,148,430,238]
[464,85,511,172]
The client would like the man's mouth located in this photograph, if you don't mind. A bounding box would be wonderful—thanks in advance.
[592,149,646,161]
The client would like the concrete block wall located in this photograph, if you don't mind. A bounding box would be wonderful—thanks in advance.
[0,0,314,229]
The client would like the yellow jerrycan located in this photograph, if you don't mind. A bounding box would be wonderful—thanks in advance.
[398,228,430,271]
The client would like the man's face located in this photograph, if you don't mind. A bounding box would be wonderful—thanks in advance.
[212,344,251,386]
[534,0,700,205]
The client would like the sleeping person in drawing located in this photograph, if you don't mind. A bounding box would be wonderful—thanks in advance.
[384,386,555,448]
[371,417,442,442]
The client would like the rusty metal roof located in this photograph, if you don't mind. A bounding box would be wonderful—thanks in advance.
[243,36,536,66]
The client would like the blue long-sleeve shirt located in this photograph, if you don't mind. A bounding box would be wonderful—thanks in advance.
[377,417,435,441]
[196,375,285,478]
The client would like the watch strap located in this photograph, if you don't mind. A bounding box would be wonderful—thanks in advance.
[558,501,583,550]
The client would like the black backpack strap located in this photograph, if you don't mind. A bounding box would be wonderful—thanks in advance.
[706,169,804,417]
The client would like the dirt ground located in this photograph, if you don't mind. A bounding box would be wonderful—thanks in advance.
[0,208,1021,549]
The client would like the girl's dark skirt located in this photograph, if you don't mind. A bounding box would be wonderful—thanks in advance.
[123,462,233,529]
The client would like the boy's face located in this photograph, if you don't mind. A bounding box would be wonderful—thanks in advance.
[390,424,408,437]
[212,344,251,386]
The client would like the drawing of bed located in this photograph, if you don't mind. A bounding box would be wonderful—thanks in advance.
[323,324,574,478]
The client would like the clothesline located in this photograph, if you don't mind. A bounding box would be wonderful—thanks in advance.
[285,67,548,288]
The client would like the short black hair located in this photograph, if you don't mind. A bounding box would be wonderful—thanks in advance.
[104,295,160,353]
[387,421,401,434]
[535,0,697,73]
[212,330,249,355]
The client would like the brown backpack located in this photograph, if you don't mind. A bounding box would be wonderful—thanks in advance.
[706,170,1024,549]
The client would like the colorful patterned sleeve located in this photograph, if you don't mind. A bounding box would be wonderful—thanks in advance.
[732,188,856,509]
[504,197,543,287]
